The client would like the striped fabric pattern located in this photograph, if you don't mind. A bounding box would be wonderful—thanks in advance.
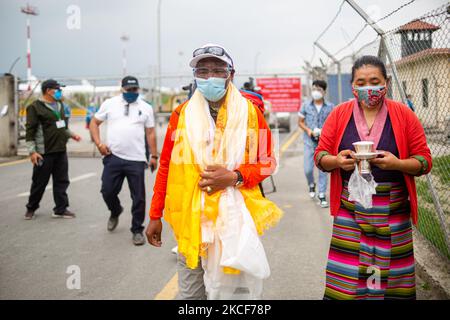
[324,181,416,300]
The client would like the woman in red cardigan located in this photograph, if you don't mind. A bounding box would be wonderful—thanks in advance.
[314,55,432,300]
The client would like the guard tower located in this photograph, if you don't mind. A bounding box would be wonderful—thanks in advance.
[396,20,440,58]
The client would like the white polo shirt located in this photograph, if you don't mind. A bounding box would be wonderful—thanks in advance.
[95,95,155,162]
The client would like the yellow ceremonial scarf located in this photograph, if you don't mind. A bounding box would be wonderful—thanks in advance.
[164,84,282,270]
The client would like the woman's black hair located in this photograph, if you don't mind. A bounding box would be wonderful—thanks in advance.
[351,55,387,82]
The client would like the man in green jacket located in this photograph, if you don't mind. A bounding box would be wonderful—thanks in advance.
[25,79,81,220]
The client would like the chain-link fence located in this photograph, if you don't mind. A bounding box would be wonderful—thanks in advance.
[381,4,450,259]
[323,3,450,259]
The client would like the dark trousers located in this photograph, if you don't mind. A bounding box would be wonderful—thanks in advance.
[26,151,70,214]
[101,154,146,234]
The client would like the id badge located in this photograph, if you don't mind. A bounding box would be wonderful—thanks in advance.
[56,120,66,129]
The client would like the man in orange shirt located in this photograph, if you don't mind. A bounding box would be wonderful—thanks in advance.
[145,44,282,299]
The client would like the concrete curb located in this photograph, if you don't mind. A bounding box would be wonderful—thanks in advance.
[67,150,103,158]
[17,147,103,159]
[413,228,450,299]
[0,155,28,164]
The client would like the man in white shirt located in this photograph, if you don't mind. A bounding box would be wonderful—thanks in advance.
[89,76,158,245]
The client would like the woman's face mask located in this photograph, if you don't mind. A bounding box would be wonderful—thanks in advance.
[352,85,386,108]
[195,77,228,102]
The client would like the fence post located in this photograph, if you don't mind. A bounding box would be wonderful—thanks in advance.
[313,41,342,103]
[0,74,18,157]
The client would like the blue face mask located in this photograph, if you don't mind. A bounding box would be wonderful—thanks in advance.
[123,92,139,104]
[195,77,227,102]
[53,90,62,101]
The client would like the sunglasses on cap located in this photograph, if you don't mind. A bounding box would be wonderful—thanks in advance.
[193,46,232,61]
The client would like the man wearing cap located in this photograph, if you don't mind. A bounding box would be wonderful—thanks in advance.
[25,79,81,220]
[145,44,282,299]
[89,76,157,246]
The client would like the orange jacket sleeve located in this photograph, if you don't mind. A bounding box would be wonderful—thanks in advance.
[149,105,183,220]
[236,104,277,188]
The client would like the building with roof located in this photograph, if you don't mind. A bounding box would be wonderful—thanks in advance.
[389,19,449,131]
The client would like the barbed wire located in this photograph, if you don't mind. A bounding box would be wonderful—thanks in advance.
[383,7,448,34]
[310,0,345,63]
[371,0,416,25]
[316,0,419,61]
[333,24,368,57]
[314,0,346,43]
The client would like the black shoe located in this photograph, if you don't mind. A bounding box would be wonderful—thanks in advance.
[308,184,316,199]
[107,206,123,231]
[24,210,35,220]
[52,210,76,219]
[318,194,329,208]
[107,216,119,231]
[132,232,145,246]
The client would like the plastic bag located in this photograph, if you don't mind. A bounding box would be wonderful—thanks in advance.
[202,188,269,300]
[217,189,270,280]
[348,166,378,209]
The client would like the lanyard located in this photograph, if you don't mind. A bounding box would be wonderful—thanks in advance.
[52,109,62,120]
[44,102,62,120]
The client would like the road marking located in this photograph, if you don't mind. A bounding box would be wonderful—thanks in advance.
[0,158,29,168]
[16,172,97,198]
[280,129,301,155]
[70,172,97,182]
[154,272,178,300]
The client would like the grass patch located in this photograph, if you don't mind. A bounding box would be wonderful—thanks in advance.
[431,154,450,185]
[416,180,434,204]
[417,206,450,259]
[420,282,431,291]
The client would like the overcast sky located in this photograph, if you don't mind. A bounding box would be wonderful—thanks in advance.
[0,0,446,88]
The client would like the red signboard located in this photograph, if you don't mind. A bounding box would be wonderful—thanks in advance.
[256,77,302,112]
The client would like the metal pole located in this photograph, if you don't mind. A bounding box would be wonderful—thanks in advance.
[122,43,127,76]
[14,75,19,153]
[344,0,384,35]
[254,52,261,75]
[157,0,162,112]
[26,17,32,86]
[381,37,407,103]
[21,4,39,90]
[314,41,342,104]
[8,57,21,74]
[337,61,342,103]
[120,34,129,77]
[25,17,32,91]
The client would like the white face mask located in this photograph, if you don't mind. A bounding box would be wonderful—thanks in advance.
[311,90,323,101]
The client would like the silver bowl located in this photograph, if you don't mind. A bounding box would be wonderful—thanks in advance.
[353,141,374,154]
[353,141,375,174]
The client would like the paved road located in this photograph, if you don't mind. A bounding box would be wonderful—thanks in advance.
[0,118,431,299]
